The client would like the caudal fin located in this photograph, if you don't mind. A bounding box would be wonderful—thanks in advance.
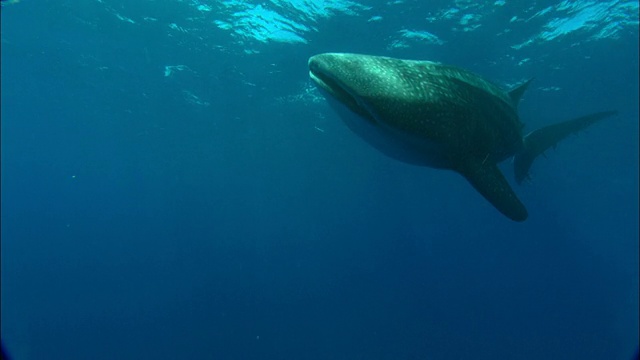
[513,110,618,184]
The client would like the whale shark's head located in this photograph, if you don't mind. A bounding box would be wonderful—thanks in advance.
[309,53,410,123]
[309,53,378,98]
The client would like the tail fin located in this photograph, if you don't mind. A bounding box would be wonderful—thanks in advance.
[514,110,618,184]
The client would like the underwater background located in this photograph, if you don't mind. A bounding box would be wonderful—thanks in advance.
[1,1,638,359]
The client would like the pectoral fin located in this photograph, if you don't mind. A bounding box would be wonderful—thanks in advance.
[456,158,528,222]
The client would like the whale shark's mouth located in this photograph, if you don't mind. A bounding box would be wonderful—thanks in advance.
[308,65,357,108]
[308,58,377,123]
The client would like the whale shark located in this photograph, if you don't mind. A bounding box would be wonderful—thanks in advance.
[308,53,616,221]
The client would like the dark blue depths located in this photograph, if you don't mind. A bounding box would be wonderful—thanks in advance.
[1,1,638,359]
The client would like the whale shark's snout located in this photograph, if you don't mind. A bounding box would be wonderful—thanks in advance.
[308,53,348,85]
[308,54,342,98]
[308,54,362,101]
[309,53,395,97]
[308,53,379,122]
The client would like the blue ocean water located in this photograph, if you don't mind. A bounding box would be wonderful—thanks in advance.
[1,0,638,359]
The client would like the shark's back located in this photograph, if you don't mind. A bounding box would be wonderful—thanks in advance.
[359,56,525,165]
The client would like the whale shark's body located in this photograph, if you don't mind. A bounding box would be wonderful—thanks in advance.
[308,53,616,221]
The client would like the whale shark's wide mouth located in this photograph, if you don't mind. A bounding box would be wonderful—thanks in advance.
[308,59,356,106]
[308,56,376,123]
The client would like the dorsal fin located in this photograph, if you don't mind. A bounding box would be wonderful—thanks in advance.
[508,78,534,105]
